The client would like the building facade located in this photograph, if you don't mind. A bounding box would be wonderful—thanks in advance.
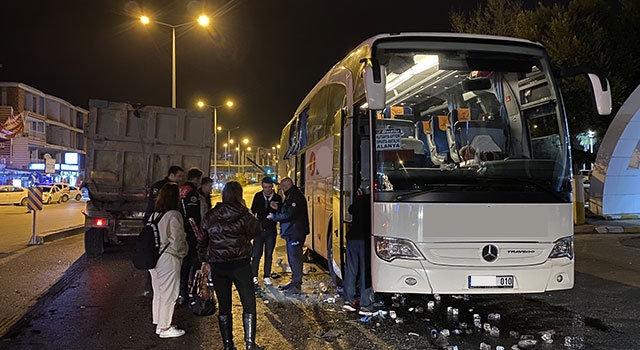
[0,82,86,186]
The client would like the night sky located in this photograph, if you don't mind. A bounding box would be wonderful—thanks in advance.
[1,0,541,147]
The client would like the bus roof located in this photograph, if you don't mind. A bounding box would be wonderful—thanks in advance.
[285,32,544,129]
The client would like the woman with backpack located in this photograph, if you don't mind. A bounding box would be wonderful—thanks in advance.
[149,182,188,338]
[198,181,263,350]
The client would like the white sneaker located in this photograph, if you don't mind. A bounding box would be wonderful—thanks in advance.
[155,324,175,335]
[253,277,259,285]
[263,277,272,286]
[159,326,185,338]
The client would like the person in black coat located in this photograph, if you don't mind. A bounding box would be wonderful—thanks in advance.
[250,177,283,286]
[199,181,263,350]
[178,167,203,304]
[267,177,309,294]
[342,187,373,313]
[144,165,185,223]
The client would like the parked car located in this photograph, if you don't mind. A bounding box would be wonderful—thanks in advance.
[0,185,28,206]
[69,186,83,201]
[53,183,70,202]
[38,185,62,204]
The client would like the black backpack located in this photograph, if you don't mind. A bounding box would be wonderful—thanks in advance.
[132,212,168,270]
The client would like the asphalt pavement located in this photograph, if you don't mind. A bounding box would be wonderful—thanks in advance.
[0,202,640,348]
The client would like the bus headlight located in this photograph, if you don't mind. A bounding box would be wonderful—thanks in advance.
[375,236,425,262]
[548,236,573,260]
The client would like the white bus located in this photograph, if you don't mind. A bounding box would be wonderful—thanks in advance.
[278,33,611,294]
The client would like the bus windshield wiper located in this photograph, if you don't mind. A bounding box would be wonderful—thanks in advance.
[394,184,461,200]
[478,176,564,200]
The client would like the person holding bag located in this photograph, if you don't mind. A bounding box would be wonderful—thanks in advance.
[149,182,188,338]
[198,181,263,350]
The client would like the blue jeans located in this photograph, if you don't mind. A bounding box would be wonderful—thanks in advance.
[343,240,372,307]
[286,238,304,288]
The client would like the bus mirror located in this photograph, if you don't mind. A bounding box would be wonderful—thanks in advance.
[560,68,612,116]
[587,73,612,115]
[462,77,491,91]
[364,65,386,110]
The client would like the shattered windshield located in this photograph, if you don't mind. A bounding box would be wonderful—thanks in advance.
[368,40,571,203]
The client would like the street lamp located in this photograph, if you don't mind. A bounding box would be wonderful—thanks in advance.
[587,130,596,153]
[241,138,250,177]
[273,144,280,180]
[197,100,234,180]
[221,126,240,178]
[140,14,210,108]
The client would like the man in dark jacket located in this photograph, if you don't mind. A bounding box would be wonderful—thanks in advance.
[343,187,373,313]
[250,177,283,286]
[267,177,309,294]
[178,167,203,304]
[144,165,185,223]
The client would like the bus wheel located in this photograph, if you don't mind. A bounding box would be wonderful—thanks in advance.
[327,228,343,286]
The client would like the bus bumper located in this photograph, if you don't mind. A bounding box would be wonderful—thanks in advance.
[371,256,574,294]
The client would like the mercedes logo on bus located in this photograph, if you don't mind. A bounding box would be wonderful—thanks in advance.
[482,245,499,262]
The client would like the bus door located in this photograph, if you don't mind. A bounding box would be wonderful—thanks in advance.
[305,137,333,257]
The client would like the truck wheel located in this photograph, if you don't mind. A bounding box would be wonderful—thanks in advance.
[21,197,28,206]
[85,228,106,257]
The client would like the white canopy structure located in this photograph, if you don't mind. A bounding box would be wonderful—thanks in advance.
[590,85,640,218]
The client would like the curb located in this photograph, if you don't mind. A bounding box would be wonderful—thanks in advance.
[574,225,640,234]
[41,226,84,243]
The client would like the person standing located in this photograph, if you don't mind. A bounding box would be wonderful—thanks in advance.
[342,187,373,313]
[266,177,309,294]
[144,166,185,223]
[142,165,185,297]
[178,167,203,304]
[250,177,283,286]
[198,177,214,222]
[198,181,263,350]
[149,182,188,338]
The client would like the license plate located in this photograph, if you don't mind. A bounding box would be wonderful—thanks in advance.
[468,275,514,288]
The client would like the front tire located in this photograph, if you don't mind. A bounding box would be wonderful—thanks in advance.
[61,194,69,202]
[20,197,28,206]
[76,194,82,201]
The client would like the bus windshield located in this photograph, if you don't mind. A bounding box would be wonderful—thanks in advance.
[370,40,571,204]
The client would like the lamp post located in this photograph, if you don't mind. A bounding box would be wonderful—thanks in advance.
[273,144,280,181]
[197,100,234,181]
[223,126,240,178]
[241,138,249,178]
[140,15,210,108]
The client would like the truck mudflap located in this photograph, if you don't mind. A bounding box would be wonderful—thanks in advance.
[85,228,106,257]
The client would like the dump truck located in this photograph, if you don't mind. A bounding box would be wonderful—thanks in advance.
[83,100,211,256]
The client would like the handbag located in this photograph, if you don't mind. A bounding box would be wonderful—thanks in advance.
[189,270,217,316]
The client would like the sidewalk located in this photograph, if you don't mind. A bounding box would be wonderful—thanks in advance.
[575,216,640,234]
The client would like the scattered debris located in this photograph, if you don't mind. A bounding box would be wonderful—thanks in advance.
[302,266,317,275]
[315,329,342,342]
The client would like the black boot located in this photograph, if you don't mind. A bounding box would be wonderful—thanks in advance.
[218,315,236,350]
[243,313,263,350]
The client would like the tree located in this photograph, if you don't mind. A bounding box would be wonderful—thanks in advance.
[450,0,640,151]
[450,0,524,36]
